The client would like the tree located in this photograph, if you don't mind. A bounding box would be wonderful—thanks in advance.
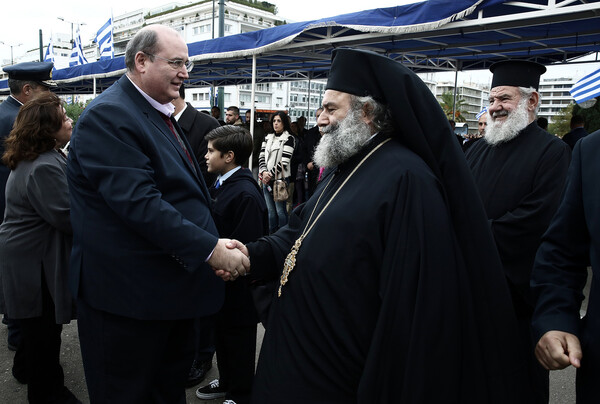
[547,103,573,137]
[64,100,91,126]
[573,97,600,133]
[438,91,467,122]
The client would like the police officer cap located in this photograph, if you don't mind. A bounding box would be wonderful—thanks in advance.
[490,60,546,90]
[4,61,57,87]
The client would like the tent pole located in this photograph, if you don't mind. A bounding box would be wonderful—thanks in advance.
[249,54,257,173]
[307,73,311,128]
[93,77,97,98]
[452,65,458,121]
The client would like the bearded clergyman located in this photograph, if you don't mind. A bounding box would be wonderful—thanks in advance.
[217,49,530,403]
[465,60,571,404]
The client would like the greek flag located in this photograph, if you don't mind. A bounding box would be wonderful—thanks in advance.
[44,35,55,63]
[570,68,600,104]
[96,18,114,61]
[476,107,488,119]
[69,25,88,67]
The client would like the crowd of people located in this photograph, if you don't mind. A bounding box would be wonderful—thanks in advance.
[1,23,599,404]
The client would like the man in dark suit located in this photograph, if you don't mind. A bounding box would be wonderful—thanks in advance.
[531,131,600,403]
[172,83,220,387]
[302,107,323,198]
[173,83,220,186]
[562,114,588,150]
[67,24,249,403]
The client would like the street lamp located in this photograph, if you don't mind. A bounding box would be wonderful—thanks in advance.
[57,17,86,45]
[0,41,23,65]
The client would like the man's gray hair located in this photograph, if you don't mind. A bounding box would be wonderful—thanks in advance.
[125,29,160,72]
[349,95,394,134]
[518,86,540,115]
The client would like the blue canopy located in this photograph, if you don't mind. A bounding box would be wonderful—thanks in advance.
[2,0,599,93]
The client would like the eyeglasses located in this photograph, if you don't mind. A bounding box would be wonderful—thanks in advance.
[143,52,194,72]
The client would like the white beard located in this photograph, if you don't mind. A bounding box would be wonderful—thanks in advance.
[313,108,373,168]
[484,97,531,146]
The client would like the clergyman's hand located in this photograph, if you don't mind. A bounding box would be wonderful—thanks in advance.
[208,238,250,281]
[535,330,582,370]
[213,239,250,281]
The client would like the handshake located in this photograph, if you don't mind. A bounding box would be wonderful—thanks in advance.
[207,238,250,281]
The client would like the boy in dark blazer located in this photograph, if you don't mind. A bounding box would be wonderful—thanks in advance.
[196,126,268,404]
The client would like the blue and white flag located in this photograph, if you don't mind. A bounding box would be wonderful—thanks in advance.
[570,68,600,104]
[44,35,55,63]
[96,17,114,61]
[69,25,88,67]
[476,106,488,119]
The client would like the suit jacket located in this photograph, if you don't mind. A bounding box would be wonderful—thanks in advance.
[177,102,220,185]
[562,126,588,150]
[0,150,74,323]
[209,168,268,325]
[532,131,600,402]
[0,96,22,220]
[67,76,223,320]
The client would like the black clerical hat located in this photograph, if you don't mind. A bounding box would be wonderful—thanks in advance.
[3,61,56,87]
[489,60,546,90]
[326,49,385,103]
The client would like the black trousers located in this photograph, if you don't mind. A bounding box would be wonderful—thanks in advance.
[19,275,66,403]
[215,320,257,404]
[76,299,194,404]
[193,315,216,363]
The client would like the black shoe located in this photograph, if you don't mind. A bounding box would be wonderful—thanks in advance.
[7,342,18,351]
[186,359,212,388]
[196,379,227,400]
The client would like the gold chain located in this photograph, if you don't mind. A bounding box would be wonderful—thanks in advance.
[278,138,391,297]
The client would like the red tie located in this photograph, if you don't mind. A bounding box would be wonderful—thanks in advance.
[159,112,194,166]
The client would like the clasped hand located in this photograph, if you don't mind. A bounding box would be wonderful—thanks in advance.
[535,330,582,370]
[208,238,249,281]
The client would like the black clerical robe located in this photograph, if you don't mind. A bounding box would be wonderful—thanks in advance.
[465,122,571,403]
[465,121,571,315]
[248,133,525,404]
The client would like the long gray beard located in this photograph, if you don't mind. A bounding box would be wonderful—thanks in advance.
[313,108,373,168]
[484,97,530,146]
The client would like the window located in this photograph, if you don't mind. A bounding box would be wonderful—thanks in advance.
[193,94,198,101]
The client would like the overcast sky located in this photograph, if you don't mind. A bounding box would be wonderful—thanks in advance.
[2,0,598,83]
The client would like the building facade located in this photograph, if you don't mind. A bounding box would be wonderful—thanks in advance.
[538,77,577,124]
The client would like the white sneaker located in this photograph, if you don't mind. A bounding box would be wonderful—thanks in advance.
[195,379,227,400]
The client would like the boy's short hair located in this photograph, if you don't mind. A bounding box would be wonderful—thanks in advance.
[205,125,253,165]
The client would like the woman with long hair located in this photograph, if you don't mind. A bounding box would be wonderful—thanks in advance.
[0,92,80,404]
[258,111,295,233]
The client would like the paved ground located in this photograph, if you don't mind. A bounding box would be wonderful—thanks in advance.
[1,268,591,403]
[0,323,265,404]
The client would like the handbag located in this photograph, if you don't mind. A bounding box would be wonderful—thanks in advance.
[271,134,290,202]
[273,179,289,201]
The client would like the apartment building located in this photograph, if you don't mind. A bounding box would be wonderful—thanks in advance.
[538,77,576,124]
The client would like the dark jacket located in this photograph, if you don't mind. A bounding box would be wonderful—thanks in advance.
[532,131,600,403]
[67,75,223,320]
[0,96,22,220]
[210,168,268,325]
[177,102,221,185]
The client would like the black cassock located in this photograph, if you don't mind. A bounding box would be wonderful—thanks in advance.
[465,122,571,314]
[465,121,571,403]
[248,133,527,404]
